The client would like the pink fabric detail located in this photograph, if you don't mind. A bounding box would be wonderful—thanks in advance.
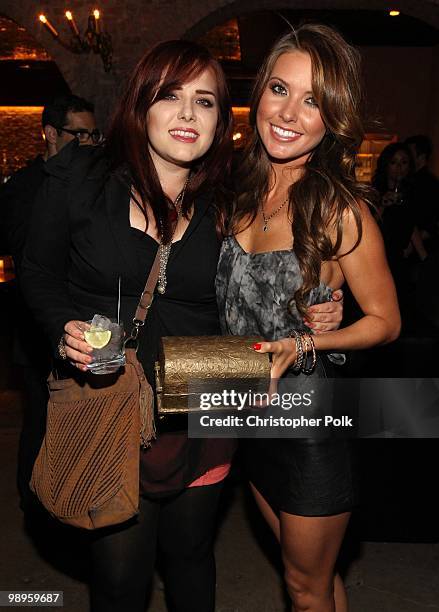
[188,463,231,487]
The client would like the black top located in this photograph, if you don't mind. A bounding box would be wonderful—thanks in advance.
[376,179,417,267]
[0,155,46,269]
[411,166,439,241]
[128,222,222,386]
[0,154,50,369]
[21,141,235,497]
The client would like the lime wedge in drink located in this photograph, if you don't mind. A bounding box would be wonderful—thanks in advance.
[84,328,112,349]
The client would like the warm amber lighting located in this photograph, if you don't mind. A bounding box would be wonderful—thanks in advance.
[93,9,100,33]
[232,106,250,113]
[0,107,46,181]
[0,257,15,284]
[0,15,50,60]
[0,106,44,113]
[38,14,59,37]
[389,10,400,16]
[36,7,111,70]
[65,10,80,36]
[199,18,241,61]
[233,132,242,141]
[5,51,49,60]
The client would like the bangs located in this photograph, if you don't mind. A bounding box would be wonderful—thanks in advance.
[106,38,233,242]
[152,52,213,102]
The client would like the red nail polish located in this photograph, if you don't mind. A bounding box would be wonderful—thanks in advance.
[253,343,262,350]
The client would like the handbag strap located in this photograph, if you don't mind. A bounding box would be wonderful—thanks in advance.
[127,249,161,342]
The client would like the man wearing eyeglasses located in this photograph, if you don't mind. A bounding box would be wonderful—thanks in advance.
[3,94,100,260]
[43,96,102,153]
[0,93,100,517]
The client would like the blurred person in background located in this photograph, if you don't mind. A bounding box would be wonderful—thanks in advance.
[3,94,99,267]
[405,134,439,252]
[372,142,426,326]
[404,135,439,332]
[0,94,100,513]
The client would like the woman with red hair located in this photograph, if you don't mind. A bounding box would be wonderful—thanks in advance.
[23,39,234,612]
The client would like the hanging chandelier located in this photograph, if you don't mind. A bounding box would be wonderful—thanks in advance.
[38,9,112,72]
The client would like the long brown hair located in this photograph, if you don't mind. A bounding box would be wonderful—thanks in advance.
[233,23,373,315]
[106,40,233,242]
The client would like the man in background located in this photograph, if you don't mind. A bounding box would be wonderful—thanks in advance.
[0,94,100,512]
[4,94,99,268]
[405,134,439,253]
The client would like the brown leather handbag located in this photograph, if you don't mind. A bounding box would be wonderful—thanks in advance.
[30,253,160,530]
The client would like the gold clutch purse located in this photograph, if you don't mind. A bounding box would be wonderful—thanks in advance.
[155,336,271,415]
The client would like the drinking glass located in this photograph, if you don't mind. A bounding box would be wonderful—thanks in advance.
[85,316,125,375]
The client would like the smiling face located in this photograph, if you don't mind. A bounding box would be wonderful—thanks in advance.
[256,51,326,166]
[146,68,219,171]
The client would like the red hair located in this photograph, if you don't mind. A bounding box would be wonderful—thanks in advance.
[106,40,233,241]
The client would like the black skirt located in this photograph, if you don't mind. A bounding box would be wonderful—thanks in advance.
[243,357,358,517]
[244,437,357,517]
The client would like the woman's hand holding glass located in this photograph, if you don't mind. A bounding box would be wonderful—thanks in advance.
[62,320,93,371]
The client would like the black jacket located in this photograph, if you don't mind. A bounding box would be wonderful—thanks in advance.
[0,155,46,269]
[20,141,236,496]
[21,141,222,376]
[1,155,50,368]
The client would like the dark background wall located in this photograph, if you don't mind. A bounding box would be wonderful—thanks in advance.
[360,45,439,142]
[1,0,439,170]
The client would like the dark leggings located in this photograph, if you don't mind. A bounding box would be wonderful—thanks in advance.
[89,481,223,612]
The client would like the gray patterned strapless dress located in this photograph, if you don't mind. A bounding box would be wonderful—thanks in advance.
[216,236,357,516]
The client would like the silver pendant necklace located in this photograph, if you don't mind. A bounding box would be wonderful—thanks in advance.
[157,179,189,294]
[261,195,289,232]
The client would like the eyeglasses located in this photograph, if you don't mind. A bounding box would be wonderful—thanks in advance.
[56,126,103,145]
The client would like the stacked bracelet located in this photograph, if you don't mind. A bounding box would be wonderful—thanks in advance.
[289,330,317,375]
[301,333,317,375]
[289,330,304,373]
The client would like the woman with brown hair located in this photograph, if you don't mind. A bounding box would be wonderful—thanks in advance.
[216,24,400,611]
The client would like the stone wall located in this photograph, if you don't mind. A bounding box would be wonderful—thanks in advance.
[2,0,439,169]
[1,0,438,124]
